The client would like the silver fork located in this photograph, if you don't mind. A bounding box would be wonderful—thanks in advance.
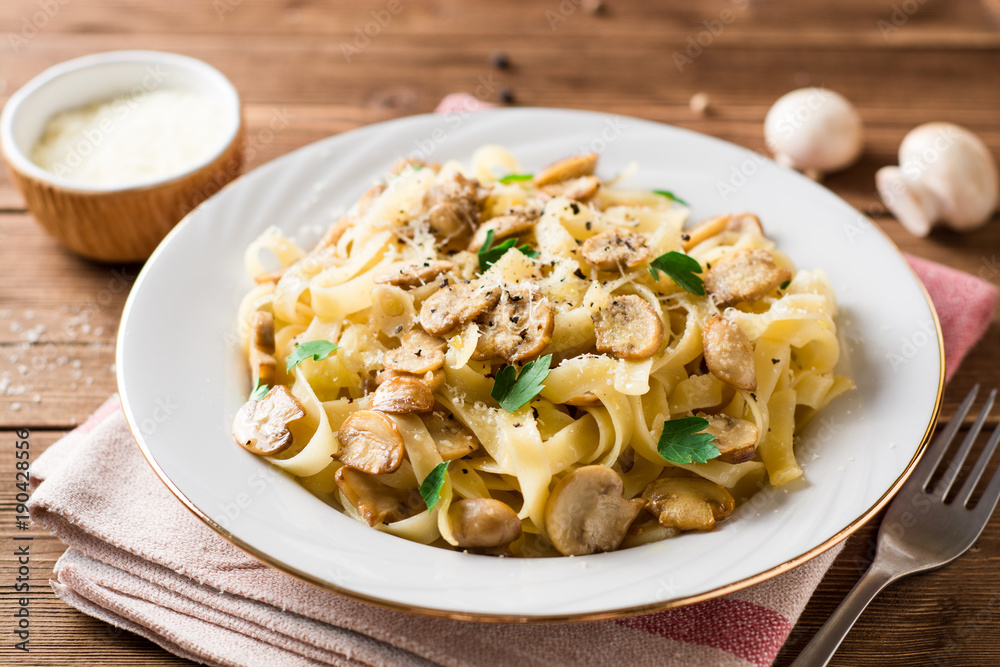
[791,385,1000,667]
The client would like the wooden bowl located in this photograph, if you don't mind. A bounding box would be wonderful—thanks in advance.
[0,51,244,263]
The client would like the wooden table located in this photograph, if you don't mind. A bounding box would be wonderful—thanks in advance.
[1,1,998,664]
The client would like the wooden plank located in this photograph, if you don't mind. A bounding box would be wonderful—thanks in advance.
[1,0,999,43]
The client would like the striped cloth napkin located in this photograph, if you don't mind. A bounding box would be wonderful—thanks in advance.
[27,254,996,667]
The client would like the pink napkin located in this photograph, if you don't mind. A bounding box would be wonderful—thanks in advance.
[26,256,996,667]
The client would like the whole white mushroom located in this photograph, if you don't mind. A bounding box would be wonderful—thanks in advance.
[764,88,864,180]
[876,122,999,237]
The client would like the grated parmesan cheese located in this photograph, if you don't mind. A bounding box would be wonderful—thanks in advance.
[31,89,227,187]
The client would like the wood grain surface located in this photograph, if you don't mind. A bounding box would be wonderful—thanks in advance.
[1,0,999,665]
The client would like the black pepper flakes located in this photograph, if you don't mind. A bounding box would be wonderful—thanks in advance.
[585,221,592,231]
[570,202,581,215]
[750,392,758,401]
[771,358,780,365]
[681,233,691,241]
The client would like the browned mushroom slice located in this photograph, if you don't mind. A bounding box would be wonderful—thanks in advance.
[232,385,306,456]
[641,477,735,532]
[592,295,664,360]
[422,410,480,460]
[704,248,792,307]
[682,214,730,250]
[535,154,599,186]
[335,466,424,527]
[697,411,759,464]
[581,228,650,271]
[373,260,454,289]
[335,410,406,475]
[702,315,757,391]
[370,375,435,414]
[449,498,523,549]
[378,368,446,392]
[540,175,601,202]
[249,311,276,389]
[544,465,645,556]
[419,281,502,336]
[472,286,555,363]
[383,329,447,375]
[424,172,481,251]
[467,204,543,251]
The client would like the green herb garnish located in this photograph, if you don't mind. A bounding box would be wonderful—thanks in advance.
[656,416,720,465]
[648,250,705,295]
[780,279,791,290]
[498,173,534,184]
[491,354,552,413]
[477,228,539,272]
[285,340,340,372]
[419,462,450,510]
[250,383,269,401]
[653,189,690,207]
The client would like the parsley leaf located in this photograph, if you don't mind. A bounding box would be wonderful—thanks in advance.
[648,250,705,295]
[653,189,690,207]
[656,416,721,464]
[419,462,449,510]
[780,279,791,290]
[491,354,552,413]
[250,383,269,401]
[477,229,539,272]
[498,173,534,184]
[285,340,339,372]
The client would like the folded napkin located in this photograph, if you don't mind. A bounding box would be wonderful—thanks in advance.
[27,256,996,667]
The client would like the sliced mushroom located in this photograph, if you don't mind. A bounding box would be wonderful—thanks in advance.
[467,203,543,251]
[540,175,601,202]
[424,173,481,252]
[581,228,650,271]
[422,410,480,460]
[620,517,679,549]
[335,466,425,527]
[472,286,555,363]
[232,385,306,456]
[374,260,454,289]
[383,329,447,375]
[419,280,502,336]
[592,295,664,360]
[704,248,792,307]
[682,214,730,250]
[702,315,757,391]
[535,154,598,186]
[544,465,646,556]
[378,367,446,393]
[449,498,523,549]
[370,375,435,414]
[697,411,759,464]
[335,410,405,475]
[641,477,735,532]
[249,311,276,389]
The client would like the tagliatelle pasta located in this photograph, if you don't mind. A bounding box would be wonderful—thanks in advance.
[231,147,853,558]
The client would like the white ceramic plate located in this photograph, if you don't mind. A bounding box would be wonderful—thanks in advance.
[118,108,943,621]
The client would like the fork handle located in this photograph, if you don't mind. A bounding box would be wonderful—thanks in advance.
[789,561,898,667]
